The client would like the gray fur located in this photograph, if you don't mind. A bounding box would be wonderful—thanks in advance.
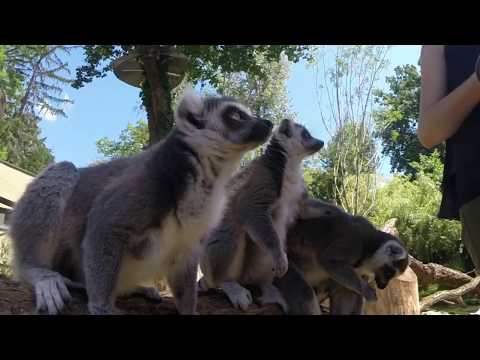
[328,282,364,315]
[9,161,80,314]
[9,90,272,315]
[275,207,409,315]
[199,119,324,312]
[297,197,347,219]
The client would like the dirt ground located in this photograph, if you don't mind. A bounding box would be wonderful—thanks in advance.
[0,275,283,315]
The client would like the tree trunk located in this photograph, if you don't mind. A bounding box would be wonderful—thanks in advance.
[363,267,421,315]
[138,46,174,146]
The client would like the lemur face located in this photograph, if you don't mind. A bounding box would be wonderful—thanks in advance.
[175,90,273,154]
[218,102,273,148]
[371,234,409,289]
[275,119,324,159]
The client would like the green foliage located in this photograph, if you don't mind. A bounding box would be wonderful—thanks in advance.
[0,114,54,174]
[212,53,295,123]
[5,45,74,118]
[312,46,390,215]
[0,45,73,174]
[371,151,463,269]
[322,122,378,174]
[374,64,444,176]
[316,122,379,215]
[96,119,149,159]
[72,45,314,90]
[74,45,313,143]
[0,232,12,277]
[96,52,296,162]
[419,283,442,299]
[303,157,335,202]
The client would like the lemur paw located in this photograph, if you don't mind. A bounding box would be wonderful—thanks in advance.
[35,276,72,315]
[226,287,253,311]
[231,289,253,311]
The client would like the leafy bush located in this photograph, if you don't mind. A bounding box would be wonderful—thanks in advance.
[0,233,12,277]
[370,151,465,270]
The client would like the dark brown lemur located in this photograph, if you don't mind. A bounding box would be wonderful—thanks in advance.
[274,210,409,315]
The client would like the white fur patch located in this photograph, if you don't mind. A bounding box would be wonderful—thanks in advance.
[272,159,306,249]
[115,138,242,295]
[358,240,407,276]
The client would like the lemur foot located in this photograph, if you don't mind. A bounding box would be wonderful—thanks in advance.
[257,284,289,313]
[221,281,253,311]
[35,275,72,315]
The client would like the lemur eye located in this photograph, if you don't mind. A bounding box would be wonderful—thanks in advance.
[388,245,402,256]
[230,111,242,122]
[223,108,245,130]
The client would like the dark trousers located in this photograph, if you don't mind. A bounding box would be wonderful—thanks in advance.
[460,195,480,274]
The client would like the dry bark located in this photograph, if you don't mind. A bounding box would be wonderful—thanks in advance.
[0,275,282,315]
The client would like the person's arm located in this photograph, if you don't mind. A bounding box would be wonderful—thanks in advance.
[418,45,480,149]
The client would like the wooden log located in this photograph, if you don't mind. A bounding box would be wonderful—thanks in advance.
[363,266,421,315]
[362,219,421,315]
[409,255,475,288]
[0,275,283,315]
[419,276,480,312]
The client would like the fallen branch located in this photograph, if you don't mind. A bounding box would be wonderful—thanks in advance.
[408,255,475,288]
[0,275,282,315]
[420,276,480,312]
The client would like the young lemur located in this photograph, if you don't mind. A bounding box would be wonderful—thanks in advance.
[9,90,273,315]
[198,119,329,311]
[274,209,409,315]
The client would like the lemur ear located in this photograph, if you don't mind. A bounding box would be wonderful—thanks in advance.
[279,119,292,138]
[176,88,205,129]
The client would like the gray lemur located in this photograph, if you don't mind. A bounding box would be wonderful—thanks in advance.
[198,119,326,311]
[273,211,409,315]
[9,90,273,315]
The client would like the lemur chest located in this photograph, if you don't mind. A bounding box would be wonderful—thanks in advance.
[116,176,227,294]
[178,176,225,222]
[271,174,305,243]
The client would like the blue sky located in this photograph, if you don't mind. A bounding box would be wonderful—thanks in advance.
[39,45,421,172]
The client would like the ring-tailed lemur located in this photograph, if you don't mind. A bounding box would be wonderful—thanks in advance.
[198,119,325,312]
[9,90,273,315]
[274,210,409,314]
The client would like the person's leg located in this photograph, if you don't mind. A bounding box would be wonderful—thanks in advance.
[459,195,480,274]
[459,196,480,315]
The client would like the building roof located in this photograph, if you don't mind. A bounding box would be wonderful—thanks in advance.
[0,161,34,209]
